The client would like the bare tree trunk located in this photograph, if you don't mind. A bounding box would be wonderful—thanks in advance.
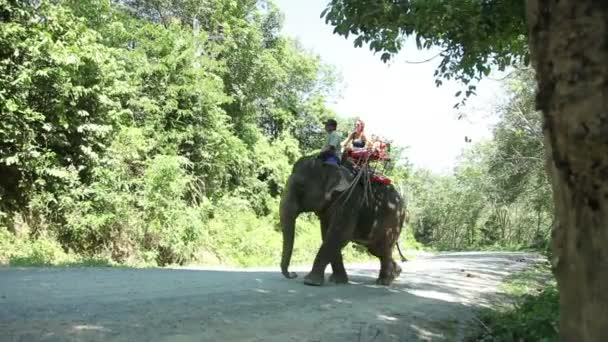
[534,205,542,241]
[527,1,608,340]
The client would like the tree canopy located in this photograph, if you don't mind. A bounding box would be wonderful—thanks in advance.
[321,0,529,107]
[0,0,371,266]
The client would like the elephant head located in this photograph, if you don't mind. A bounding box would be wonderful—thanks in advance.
[279,156,354,279]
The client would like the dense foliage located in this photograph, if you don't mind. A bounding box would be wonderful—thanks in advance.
[0,0,383,266]
[1,0,552,268]
[406,69,553,251]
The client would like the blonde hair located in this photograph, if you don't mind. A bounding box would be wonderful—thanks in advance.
[354,118,365,131]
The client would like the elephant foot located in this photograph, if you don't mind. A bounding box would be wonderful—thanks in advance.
[303,272,325,286]
[375,277,394,286]
[329,273,349,284]
[376,261,402,286]
[394,262,402,278]
[282,271,298,279]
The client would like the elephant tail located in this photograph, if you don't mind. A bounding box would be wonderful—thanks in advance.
[396,241,408,262]
[397,207,408,262]
[397,195,409,263]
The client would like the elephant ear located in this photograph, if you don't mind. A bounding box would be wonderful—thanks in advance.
[323,165,353,195]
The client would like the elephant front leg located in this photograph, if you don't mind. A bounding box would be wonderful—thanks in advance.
[303,242,333,286]
[319,215,349,285]
[304,231,350,286]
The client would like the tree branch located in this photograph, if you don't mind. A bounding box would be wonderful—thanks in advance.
[404,50,446,64]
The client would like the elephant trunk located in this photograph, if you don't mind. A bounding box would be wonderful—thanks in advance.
[280,194,298,279]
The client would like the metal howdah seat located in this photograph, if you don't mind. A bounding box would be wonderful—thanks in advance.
[345,140,393,185]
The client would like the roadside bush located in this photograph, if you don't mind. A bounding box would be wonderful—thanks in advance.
[472,262,559,341]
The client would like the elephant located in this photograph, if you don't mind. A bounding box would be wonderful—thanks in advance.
[279,155,408,286]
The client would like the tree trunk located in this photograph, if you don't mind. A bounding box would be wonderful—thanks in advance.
[526,1,608,340]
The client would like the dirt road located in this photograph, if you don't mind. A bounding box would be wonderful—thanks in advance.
[0,252,542,342]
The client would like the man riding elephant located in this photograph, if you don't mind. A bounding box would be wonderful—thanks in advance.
[319,118,342,165]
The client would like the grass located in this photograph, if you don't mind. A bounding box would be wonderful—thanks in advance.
[8,255,115,267]
[0,229,151,268]
[468,258,559,342]
[441,242,546,254]
[1,221,428,269]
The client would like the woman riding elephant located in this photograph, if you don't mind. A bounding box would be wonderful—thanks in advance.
[341,118,370,159]
[279,154,407,286]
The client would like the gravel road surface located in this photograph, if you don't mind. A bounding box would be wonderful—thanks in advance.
[0,251,543,342]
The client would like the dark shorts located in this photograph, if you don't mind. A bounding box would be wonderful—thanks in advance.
[323,154,340,165]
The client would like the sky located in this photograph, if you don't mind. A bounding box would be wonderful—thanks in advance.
[273,0,508,174]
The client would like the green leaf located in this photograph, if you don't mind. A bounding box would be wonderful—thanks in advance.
[381,52,391,62]
[320,7,329,19]
[5,99,18,112]
[4,156,19,165]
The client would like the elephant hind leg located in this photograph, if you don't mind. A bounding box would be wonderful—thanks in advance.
[376,255,401,286]
[367,242,401,286]
[329,252,348,284]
